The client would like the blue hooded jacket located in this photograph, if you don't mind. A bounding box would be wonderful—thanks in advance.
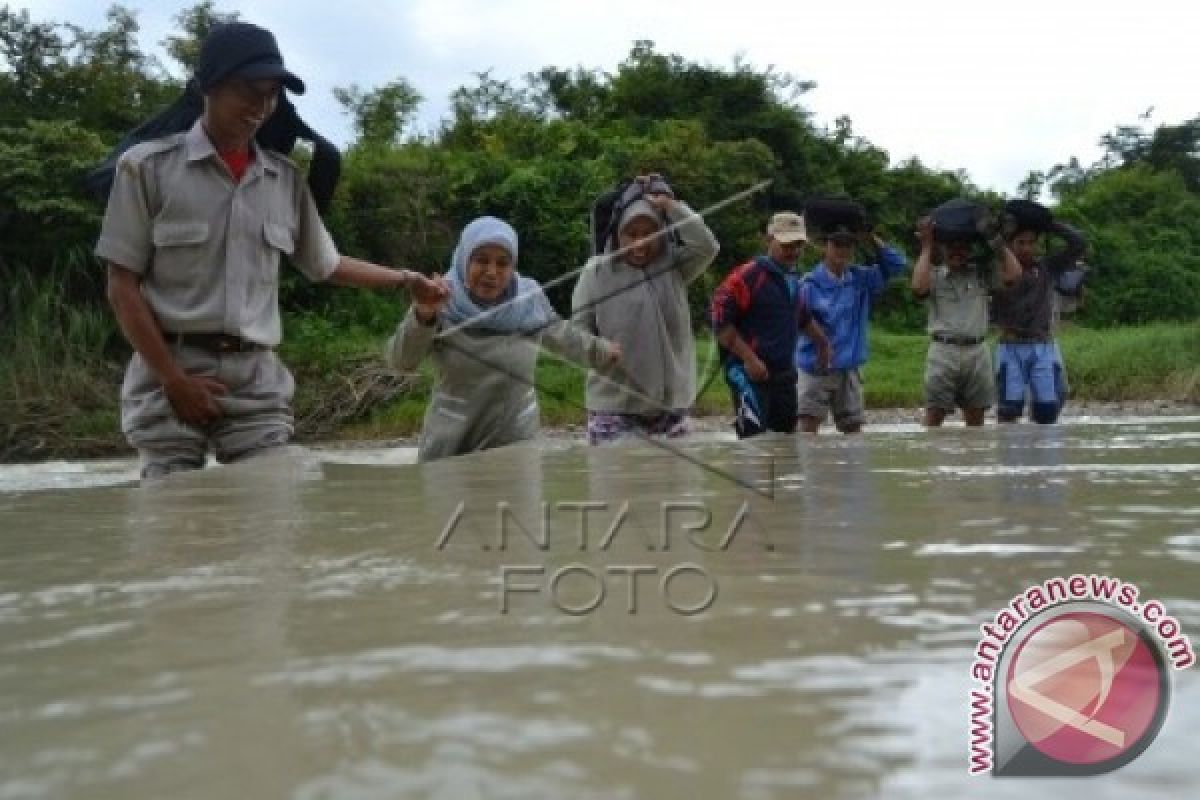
[795,244,907,373]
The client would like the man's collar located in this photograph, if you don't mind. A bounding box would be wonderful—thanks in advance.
[185,119,278,176]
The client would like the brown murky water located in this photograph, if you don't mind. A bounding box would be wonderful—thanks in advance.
[1,418,1197,798]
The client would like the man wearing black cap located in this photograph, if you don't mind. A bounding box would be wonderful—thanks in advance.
[95,22,447,479]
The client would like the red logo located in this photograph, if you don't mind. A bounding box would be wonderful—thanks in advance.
[1006,611,1164,767]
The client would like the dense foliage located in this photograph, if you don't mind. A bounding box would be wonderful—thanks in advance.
[3,3,1198,332]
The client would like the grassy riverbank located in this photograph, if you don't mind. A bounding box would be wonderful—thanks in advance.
[331,320,1200,441]
[2,289,1197,462]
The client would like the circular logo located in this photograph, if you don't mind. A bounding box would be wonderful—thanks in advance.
[1005,610,1169,769]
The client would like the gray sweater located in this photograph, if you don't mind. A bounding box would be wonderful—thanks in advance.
[571,202,719,414]
[386,308,612,462]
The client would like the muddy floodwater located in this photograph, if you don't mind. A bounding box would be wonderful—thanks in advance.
[1,417,1198,798]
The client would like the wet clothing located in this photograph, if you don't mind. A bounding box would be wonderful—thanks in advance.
[797,368,865,429]
[991,222,1086,341]
[572,202,719,416]
[990,222,1085,423]
[918,262,1003,411]
[586,410,690,445]
[727,366,800,438]
[924,341,995,412]
[795,245,907,374]
[710,256,812,438]
[996,342,1068,423]
[122,343,295,478]
[95,120,340,477]
[387,307,611,462]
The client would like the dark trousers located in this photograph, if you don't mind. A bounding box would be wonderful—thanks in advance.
[727,365,799,439]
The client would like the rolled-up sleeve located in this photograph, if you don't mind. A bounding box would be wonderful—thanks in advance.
[95,155,153,273]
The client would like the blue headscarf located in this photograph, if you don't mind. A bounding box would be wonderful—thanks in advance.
[441,217,557,334]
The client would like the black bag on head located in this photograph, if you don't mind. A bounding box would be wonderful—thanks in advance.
[1004,198,1054,235]
[590,174,675,255]
[803,194,867,238]
[931,198,987,243]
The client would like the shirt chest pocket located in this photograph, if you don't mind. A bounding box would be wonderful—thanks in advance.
[260,221,296,283]
[940,279,987,304]
[151,221,210,283]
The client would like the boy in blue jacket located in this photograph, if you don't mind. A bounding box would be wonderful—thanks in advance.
[796,224,907,433]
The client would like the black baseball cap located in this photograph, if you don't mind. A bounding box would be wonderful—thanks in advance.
[194,22,305,95]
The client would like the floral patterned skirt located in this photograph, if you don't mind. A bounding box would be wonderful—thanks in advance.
[585,410,690,445]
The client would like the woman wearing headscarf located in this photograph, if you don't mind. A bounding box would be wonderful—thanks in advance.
[571,177,719,445]
[386,217,621,462]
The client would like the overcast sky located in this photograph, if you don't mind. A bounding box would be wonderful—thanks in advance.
[24,0,1198,194]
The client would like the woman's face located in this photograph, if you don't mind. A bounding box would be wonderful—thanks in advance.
[465,244,514,302]
[618,215,663,268]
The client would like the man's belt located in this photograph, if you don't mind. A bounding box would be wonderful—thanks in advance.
[170,332,268,353]
[931,333,985,346]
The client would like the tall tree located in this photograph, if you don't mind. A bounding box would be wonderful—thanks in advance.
[334,78,422,146]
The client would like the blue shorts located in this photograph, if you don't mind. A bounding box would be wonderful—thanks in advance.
[994,342,1068,422]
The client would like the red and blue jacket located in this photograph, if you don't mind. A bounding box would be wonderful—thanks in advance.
[710,256,812,373]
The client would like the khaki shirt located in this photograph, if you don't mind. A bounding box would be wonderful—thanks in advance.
[95,120,340,347]
[925,262,1001,339]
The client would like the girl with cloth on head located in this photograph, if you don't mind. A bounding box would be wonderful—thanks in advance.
[571,177,720,445]
[386,217,621,462]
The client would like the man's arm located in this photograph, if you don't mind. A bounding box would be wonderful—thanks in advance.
[106,263,226,425]
[327,257,447,305]
[647,195,720,284]
[995,237,1022,286]
[540,317,622,370]
[802,319,833,371]
[710,267,765,379]
[1044,221,1087,273]
[862,232,909,293]
[715,326,768,381]
[911,217,935,297]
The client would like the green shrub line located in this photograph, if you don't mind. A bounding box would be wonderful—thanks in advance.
[6,287,1193,462]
